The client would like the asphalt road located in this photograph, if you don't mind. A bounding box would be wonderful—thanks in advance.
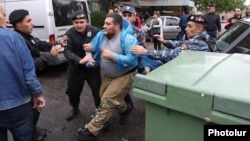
[34,42,155,141]
[7,42,156,141]
[31,62,146,141]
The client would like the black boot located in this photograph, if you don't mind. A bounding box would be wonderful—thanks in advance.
[124,94,134,110]
[65,108,79,121]
[120,94,133,124]
[102,121,109,132]
[77,128,96,141]
[33,127,47,141]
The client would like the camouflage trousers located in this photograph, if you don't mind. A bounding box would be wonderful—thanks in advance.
[87,72,135,135]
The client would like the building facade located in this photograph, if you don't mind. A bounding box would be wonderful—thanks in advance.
[88,0,194,18]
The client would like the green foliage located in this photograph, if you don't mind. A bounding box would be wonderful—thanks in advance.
[194,0,247,13]
[90,11,107,29]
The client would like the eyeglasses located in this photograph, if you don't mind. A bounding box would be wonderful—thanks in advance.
[122,14,132,17]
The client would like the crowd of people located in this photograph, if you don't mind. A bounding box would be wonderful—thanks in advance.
[1,3,242,141]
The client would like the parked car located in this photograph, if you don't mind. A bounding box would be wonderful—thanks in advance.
[216,17,250,54]
[142,16,181,41]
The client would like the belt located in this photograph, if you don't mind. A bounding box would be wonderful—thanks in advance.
[124,67,137,75]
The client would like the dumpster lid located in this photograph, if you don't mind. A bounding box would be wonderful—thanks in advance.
[144,51,250,120]
[195,53,250,120]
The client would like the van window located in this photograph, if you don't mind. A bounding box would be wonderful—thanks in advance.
[53,0,89,27]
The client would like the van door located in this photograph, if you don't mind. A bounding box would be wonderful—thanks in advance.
[3,0,49,41]
[52,0,91,42]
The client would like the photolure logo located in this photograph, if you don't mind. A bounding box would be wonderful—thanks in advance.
[204,125,250,141]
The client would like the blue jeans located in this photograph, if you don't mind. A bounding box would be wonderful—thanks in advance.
[0,101,34,141]
[207,31,217,38]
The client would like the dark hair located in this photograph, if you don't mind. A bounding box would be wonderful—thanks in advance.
[234,7,242,11]
[154,11,160,17]
[209,4,216,7]
[106,13,123,29]
[202,24,207,30]
[184,9,189,14]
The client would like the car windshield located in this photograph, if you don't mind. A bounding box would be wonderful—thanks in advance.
[216,21,249,51]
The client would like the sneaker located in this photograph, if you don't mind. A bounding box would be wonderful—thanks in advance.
[76,128,96,141]
[65,108,80,121]
[119,104,133,124]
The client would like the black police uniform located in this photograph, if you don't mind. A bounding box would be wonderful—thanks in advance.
[14,29,57,72]
[64,25,101,112]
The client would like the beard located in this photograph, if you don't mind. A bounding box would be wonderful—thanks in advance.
[105,31,116,39]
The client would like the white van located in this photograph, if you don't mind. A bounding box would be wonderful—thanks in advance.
[0,0,91,65]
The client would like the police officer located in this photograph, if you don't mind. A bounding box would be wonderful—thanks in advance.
[131,14,214,62]
[9,9,63,141]
[9,9,63,72]
[63,10,101,121]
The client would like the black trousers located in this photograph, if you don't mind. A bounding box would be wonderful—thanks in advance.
[33,109,40,126]
[153,38,161,50]
[66,69,101,109]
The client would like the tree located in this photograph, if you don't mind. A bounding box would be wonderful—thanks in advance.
[90,11,107,29]
[193,0,246,13]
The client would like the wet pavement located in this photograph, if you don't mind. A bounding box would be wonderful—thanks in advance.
[8,42,155,141]
[35,63,146,141]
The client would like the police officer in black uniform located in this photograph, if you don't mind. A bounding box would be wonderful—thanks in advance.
[9,9,63,73]
[63,10,101,121]
[9,9,63,141]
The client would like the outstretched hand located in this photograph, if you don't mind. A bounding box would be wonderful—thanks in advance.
[60,35,68,46]
[157,36,165,43]
[131,45,147,55]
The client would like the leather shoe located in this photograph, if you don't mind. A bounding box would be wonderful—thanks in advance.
[66,108,79,121]
[119,104,133,124]
[77,128,96,141]
[33,127,47,141]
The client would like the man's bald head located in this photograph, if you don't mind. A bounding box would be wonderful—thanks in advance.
[0,5,9,28]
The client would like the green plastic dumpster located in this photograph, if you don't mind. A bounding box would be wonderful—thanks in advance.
[132,51,250,141]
